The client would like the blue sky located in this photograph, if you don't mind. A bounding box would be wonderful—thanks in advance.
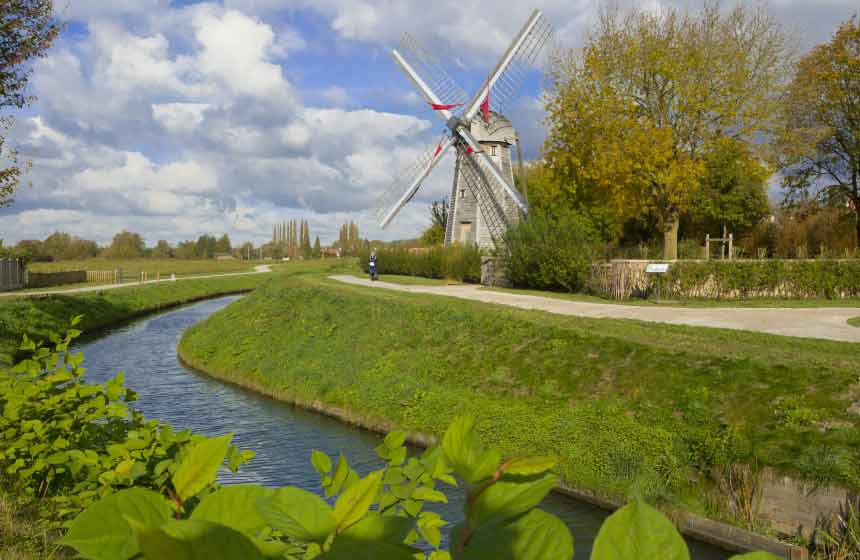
[0,0,857,247]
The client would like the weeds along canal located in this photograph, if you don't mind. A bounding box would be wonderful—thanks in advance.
[77,295,731,559]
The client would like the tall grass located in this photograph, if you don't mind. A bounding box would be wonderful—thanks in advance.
[357,245,482,283]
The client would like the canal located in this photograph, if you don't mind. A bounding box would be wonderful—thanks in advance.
[78,295,731,559]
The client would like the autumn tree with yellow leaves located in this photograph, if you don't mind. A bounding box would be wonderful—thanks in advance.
[777,16,860,247]
[544,2,793,259]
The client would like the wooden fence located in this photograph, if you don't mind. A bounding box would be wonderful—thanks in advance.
[0,258,25,291]
[87,270,119,284]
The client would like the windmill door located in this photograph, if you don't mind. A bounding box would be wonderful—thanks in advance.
[459,222,474,244]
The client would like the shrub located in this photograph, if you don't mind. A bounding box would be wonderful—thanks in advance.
[665,259,860,299]
[0,322,252,526]
[504,211,602,292]
[358,245,482,283]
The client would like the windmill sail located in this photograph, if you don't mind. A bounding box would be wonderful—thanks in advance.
[398,33,469,112]
[375,136,453,229]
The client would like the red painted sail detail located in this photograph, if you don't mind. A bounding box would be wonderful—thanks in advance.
[430,103,463,111]
[433,142,444,159]
[481,93,490,123]
[465,146,474,155]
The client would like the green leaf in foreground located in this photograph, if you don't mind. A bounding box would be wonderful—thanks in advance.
[503,456,557,476]
[333,470,383,532]
[172,433,233,502]
[457,508,573,560]
[341,512,415,544]
[257,487,336,543]
[469,473,557,530]
[312,449,333,475]
[61,488,172,560]
[319,538,419,560]
[190,485,272,536]
[591,500,689,560]
[442,416,500,484]
[134,519,265,560]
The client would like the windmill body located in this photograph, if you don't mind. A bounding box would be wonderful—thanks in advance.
[447,113,520,249]
[375,9,553,251]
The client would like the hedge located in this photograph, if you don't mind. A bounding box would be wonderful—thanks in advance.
[665,259,860,299]
[357,245,482,283]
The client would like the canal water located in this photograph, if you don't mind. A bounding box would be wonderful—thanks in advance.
[78,295,731,559]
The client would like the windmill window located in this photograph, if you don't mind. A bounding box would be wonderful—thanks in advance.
[460,189,466,198]
[491,145,497,156]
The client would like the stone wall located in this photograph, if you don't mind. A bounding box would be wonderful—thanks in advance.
[480,256,511,288]
[27,270,87,289]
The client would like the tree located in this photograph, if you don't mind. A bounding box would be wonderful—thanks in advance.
[312,236,321,258]
[195,234,216,258]
[237,241,254,260]
[545,2,792,258]
[421,199,449,246]
[174,240,197,259]
[777,16,860,247]
[41,231,71,260]
[215,234,231,254]
[689,137,771,236]
[1,0,61,207]
[153,240,172,258]
[105,231,144,259]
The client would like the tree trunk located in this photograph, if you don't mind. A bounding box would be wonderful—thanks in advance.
[663,214,679,260]
[855,206,860,250]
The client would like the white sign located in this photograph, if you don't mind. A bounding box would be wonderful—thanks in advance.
[645,263,670,274]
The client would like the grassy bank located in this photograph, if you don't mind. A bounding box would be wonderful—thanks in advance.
[178,273,860,528]
[0,273,270,366]
[28,257,261,277]
[850,317,860,328]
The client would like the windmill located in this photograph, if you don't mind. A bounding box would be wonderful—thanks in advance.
[375,10,554,250]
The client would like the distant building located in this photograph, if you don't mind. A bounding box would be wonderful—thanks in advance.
[321,247,341,258]
[215,253,236,261]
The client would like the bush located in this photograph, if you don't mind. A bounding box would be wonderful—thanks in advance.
[358,245,482,283]
[504,211,602,292]
[666,259,860,299]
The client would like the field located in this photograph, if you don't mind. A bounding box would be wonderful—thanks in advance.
[0,273,272,366]
[27,258,261,278]
[178,268,860,528]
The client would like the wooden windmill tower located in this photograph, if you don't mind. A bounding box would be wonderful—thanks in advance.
[375,10,554,250]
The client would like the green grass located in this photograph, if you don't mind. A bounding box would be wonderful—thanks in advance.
[374,274,454,286]
[485,285,860,308]
[850,317,860,328]
[178,272,860,524]
[28,258,261,277]
[0,273,273,366]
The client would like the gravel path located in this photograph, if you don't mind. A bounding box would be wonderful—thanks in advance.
[0,265,273,299]
[331,275,860,343]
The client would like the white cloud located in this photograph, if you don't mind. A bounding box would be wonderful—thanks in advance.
[152,103,211,134]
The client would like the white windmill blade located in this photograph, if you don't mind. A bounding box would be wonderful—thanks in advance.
[457,126,529,213]
[462,9,554,122]
[376,136,455,229]
[391,49,460,123]
[396,33,469,114]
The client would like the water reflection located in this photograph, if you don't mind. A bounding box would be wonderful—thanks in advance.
[78,296,730,559]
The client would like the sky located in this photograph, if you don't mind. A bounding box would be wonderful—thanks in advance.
[0,0,857,247]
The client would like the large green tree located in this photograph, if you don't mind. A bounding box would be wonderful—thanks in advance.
[1,0,61,206]
[777,16,860,247]
[420,199,449,246]
[105,231,144,259]
[545,2,792,258]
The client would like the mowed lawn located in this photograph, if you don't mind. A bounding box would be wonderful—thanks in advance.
[179,270,860,523]
[28,258,261,277]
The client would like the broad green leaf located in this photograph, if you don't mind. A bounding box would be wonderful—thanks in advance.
[333,470,383,532]
[312,449,332,475]
[591,500,689,560]
[503,457,557,477]
[325,453,349,496]
[341,512,414,544]
[413,487,448,503]
[470,474,557,530]
[729,554,782,560]
[257,487,336,543]
[191,485,272,536]
[442,416,500,484]
[318,538,419,560]
[384,431,407,449]
[457,508,573,560]
[172,433,233,501]
[61,488,172,560]
[134,519,265,560]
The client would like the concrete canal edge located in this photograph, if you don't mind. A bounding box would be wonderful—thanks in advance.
[177,350,809,559]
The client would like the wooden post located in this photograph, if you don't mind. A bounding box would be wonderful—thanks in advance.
[728,234,734,261]
[705,234,710,261]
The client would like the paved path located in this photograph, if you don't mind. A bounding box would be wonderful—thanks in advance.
[331,275,860,343]
[1,265,273,299]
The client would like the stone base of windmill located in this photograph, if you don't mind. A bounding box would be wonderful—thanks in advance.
[481,257,512,288]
